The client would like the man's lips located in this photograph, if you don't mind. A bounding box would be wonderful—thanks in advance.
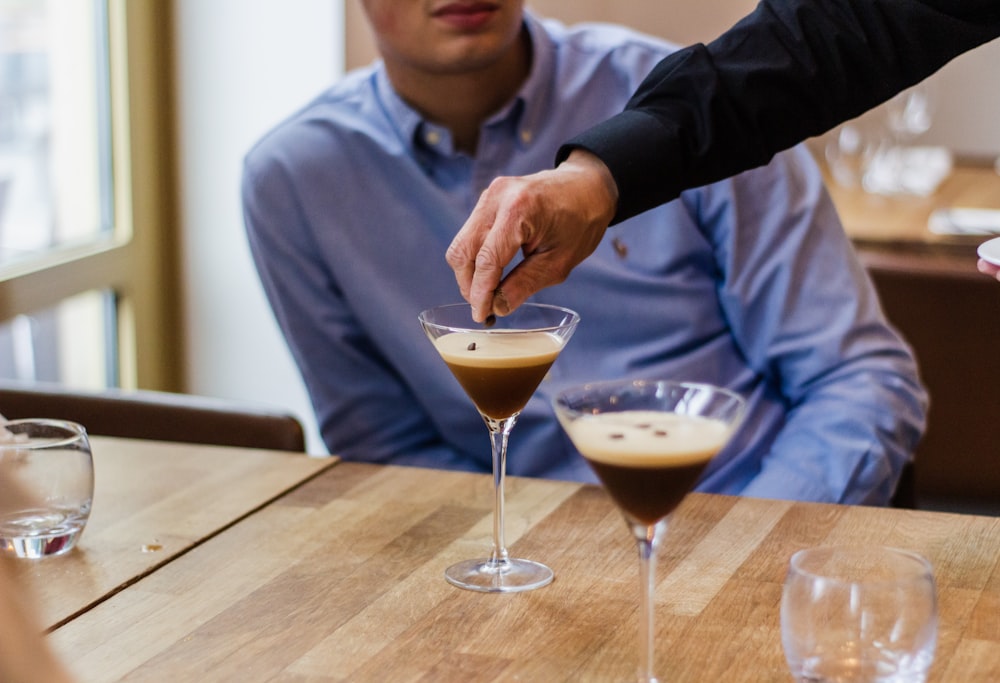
[431,2,500,30]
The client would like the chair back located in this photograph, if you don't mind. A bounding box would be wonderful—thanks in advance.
[0,381,306,452]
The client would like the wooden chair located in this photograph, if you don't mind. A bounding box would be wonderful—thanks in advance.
[862,249,1000,515]
[0,380,306,452]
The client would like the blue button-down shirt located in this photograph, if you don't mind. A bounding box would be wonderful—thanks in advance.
[242,13,926,504]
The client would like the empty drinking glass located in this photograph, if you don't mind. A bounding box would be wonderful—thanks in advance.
[0,419,94,558]
[781,546,938,683]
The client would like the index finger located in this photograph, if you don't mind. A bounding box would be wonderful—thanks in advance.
[465,196,535,321]
[447,193,497,303]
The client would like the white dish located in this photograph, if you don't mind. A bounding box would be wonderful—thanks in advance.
[978,236,1000,267]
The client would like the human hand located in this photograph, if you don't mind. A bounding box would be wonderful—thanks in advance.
[446,149,618,322]
[978,258,1000,281]
[0,474,76,683]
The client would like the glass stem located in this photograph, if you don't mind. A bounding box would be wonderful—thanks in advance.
[484,414,517,568]
[632,518,668,683]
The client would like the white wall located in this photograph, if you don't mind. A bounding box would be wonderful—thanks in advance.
[921,39,1000,158]
[173,1,343,454]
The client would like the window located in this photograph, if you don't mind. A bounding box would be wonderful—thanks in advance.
[0,0,177,391]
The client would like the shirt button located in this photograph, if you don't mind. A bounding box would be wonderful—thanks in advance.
[520,129,532,144]
[425,130,441,145]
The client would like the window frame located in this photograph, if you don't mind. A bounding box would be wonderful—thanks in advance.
[0,0,180,391]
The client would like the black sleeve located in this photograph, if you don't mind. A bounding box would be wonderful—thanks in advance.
[557,0,1000,224]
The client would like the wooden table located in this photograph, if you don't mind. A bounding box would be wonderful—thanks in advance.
[12,436,336,630]
[47,461,1000,682]
[827,164,1000,251]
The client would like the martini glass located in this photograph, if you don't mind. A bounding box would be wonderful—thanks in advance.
[553,379,746,682]
[419,302,579,592]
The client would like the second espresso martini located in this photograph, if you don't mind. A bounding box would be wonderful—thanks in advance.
[561,410,731,525]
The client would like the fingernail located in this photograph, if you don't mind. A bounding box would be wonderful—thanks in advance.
[492,288,510,316]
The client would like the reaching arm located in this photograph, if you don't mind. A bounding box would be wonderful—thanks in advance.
[449,0,1000,321]
[563,0,1000,223]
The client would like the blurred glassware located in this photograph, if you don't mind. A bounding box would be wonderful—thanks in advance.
[863,84,952,196]
[824,120,883,189]
[885,85,935,143]
[863,145,953,197]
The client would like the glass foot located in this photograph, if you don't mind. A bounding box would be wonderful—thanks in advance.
[444,557,554,593]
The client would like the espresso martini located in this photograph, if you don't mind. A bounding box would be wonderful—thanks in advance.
[553,379,745,681]
[419,302,580,593]
[562,410,731,525]
[433,331,562,420]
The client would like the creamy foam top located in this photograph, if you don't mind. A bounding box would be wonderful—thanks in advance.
[561,410,730,466]
[433,331,562,368]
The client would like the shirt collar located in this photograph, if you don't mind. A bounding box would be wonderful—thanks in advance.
[373,10,554,157]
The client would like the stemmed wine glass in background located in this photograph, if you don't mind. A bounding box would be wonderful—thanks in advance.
[864,83,943,196]
[553,379,746,683]
[419,303,579,593]
[824,117,883,190]
[884,84,935,147]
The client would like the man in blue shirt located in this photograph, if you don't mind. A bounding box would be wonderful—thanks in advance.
[242,1,926,504]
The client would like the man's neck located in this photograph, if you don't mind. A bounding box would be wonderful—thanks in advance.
[386,30,531,154]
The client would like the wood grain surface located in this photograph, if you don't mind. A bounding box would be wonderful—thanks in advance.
[47,461,1000,682]
[12,436,336,630]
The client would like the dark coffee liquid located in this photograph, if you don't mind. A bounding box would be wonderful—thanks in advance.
[445,359,555,420]
[586,459,710,526]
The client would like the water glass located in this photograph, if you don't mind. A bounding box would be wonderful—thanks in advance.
[781,546,937,683]
[0,419,94,558]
